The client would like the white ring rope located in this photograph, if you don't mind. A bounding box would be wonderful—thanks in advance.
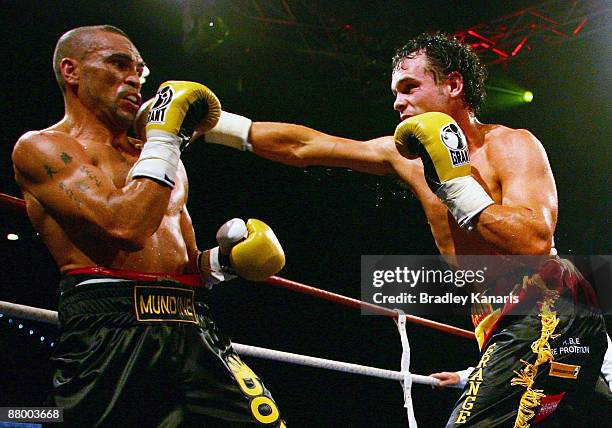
[232,343,437,385]
[0,300,447,387]
[0,300,59,324]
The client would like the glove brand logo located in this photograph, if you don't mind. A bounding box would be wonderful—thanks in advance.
[147,86,174,124]
[440,123,469,167]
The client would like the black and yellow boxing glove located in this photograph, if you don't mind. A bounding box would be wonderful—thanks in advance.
[128,81,221,187]
[394,112,493,228]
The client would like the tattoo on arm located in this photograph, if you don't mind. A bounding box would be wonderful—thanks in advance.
[79,166,102,187]
[60,152,73,165]
[59,181,82,209]
[43,164,59,179]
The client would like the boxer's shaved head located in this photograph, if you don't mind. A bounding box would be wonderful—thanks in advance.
[53,25,131,92]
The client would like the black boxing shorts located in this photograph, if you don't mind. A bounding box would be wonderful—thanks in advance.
[551,375,612,426]
[447,258,607,427]
[47,267,285,427]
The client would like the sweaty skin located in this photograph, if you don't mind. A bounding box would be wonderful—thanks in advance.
[12,30,200,275]
[244,53,557,256]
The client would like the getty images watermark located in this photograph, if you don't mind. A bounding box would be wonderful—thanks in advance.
[360,255,611,316]
[370,264,509,306]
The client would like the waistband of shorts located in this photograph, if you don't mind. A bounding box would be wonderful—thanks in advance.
[58,269,207,325]
[63,266,205,289]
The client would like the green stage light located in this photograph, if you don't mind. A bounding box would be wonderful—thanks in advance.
[483,84,534,112]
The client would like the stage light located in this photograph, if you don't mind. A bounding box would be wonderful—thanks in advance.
[6,233,19,241]
[484,84,534,112]
[182,15,229,54]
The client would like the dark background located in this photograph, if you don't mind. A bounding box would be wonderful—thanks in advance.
[0,1,610,426]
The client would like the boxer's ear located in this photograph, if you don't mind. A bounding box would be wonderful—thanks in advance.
[446,71,464,100]
[60,58,80,87]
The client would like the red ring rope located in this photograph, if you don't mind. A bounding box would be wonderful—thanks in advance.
[266,275,475,339]
[0,191,475,340]
[0,192,26,213]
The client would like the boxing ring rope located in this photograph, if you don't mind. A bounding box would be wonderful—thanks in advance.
[0,192,26,213]
[0,300,442,386]
[265,275,475,340]
[0,191,475,341]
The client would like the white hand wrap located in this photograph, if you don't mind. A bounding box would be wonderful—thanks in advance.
[127,130,182,188]
[437,176,494,229]
[203,246,237,287]
[204,111,253,151]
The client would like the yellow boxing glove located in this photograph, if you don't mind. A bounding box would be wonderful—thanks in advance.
[128,81,221,187]
[146,80,221,141]
[200,218,285,285]
[229,219,285,281]
[394,112,493,228]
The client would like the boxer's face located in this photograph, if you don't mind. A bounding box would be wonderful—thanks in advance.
[391,52,451,121]
[78,31,144,129]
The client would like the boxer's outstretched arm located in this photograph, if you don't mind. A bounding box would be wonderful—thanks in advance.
[249,122,398,176]
[472,129,557,255]
[12,130,171,250]
[203,113,426,186]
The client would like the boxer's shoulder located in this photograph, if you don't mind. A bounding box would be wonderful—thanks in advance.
[480,125,546,166]
[12,129,101,193]
[482,124,539,147]
[14,128,87,169]
[15,126,84,154]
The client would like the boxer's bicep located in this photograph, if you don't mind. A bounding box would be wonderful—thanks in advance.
[495,130,558,233]
[469,132,557,254]
[13,131,120,223]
